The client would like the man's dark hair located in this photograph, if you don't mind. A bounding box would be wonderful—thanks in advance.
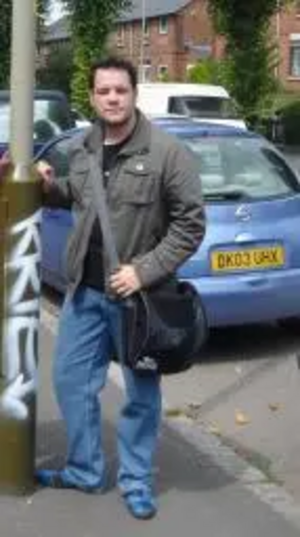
[89,57,138,90]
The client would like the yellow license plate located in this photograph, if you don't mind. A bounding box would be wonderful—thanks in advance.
[211,246,285,273]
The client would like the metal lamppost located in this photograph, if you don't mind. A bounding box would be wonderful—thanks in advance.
[0,0,42,494]
[139,0,146,82]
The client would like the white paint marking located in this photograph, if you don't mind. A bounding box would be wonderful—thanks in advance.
[0,209,41,420]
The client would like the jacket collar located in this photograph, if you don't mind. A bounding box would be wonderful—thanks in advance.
[84,109,151,157]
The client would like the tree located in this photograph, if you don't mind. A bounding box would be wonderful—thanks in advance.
[0,0,50,88]
[36,45,73,97]
[0,1,12,88]
[61,0,132,115]
[186,57,228,86]
[207,0,291,122]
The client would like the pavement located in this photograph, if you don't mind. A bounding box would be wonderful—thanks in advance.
[162,324,300,502]
[1,308,300,536]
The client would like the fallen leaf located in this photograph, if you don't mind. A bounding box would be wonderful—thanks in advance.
[165,407,185,418]
[268,402,281,412]
[235,410,250,426]
[186,403,202,420]
[187,403,202,411]
[207,422,222,436]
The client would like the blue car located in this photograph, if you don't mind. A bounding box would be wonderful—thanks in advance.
[37,118,300,327]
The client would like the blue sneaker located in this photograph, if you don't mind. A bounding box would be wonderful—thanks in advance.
[35,469,103,494]
[123,489,157,520]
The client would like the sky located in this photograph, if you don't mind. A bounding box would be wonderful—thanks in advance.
[48,0,66,23]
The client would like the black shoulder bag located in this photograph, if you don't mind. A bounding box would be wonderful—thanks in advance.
[89,154,208,375]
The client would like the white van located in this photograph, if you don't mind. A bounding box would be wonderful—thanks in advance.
[137,83,247,129]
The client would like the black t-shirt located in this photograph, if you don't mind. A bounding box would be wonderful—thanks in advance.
[81,140,125,291]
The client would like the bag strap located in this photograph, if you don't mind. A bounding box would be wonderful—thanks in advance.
[88,153,120,274]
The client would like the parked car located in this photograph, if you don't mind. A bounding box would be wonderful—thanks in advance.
[0,89,76,157]
[71,108,91,129]
[137,83,247,129]
[37,118,300,327]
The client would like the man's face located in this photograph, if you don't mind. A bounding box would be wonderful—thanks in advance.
[90,68,137,126]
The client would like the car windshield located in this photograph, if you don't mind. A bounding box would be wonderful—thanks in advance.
[182,96,239,119]
[0,98,69,144]
[181,136,298,200]
[0,103,9,143]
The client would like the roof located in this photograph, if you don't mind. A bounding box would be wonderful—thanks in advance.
[43,0,190,41]
[42,17,70,42]
[119,0,190,22]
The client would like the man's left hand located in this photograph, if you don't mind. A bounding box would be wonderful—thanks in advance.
[109,265,142,297]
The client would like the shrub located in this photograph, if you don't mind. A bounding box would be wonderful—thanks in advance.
[277,99,300,146]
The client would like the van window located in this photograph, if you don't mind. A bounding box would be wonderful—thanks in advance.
[168,95,239,119]
[168,97,185,114]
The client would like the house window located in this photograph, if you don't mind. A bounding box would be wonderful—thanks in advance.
[117,24,125,46]
[290,35,300,76]
[139,61,152,82]
[159,16,168,34]
[157,65,168,80]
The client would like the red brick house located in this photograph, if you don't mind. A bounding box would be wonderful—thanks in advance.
[273,0,300,91]
[42,0,300,91]
[109,0,216,81]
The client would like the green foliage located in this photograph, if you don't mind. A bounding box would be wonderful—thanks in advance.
[36,45,73,97]
[0,1,12,88]
[186,58,229,86]
[276,99,300,145]
[208,1,288,34]
[0,0,50,88]
[207,0,290,121]
[157,71,171,83]
[60,0,132,115]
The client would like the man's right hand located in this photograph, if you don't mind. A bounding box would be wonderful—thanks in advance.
[35,160,55,192]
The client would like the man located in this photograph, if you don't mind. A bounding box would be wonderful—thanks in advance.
[36,57,205,519]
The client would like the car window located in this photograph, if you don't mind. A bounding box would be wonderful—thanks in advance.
[168,96,239,119]
[0,102,10,143]
[182,137,298,200]
[0,96,74,145]
[183,96,239,119]
[168,97,185,114]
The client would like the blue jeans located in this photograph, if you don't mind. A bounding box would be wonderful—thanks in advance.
[53,286,162,493]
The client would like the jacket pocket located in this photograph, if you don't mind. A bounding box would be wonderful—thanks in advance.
[121,166,156,205]
[70,159,90,205]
